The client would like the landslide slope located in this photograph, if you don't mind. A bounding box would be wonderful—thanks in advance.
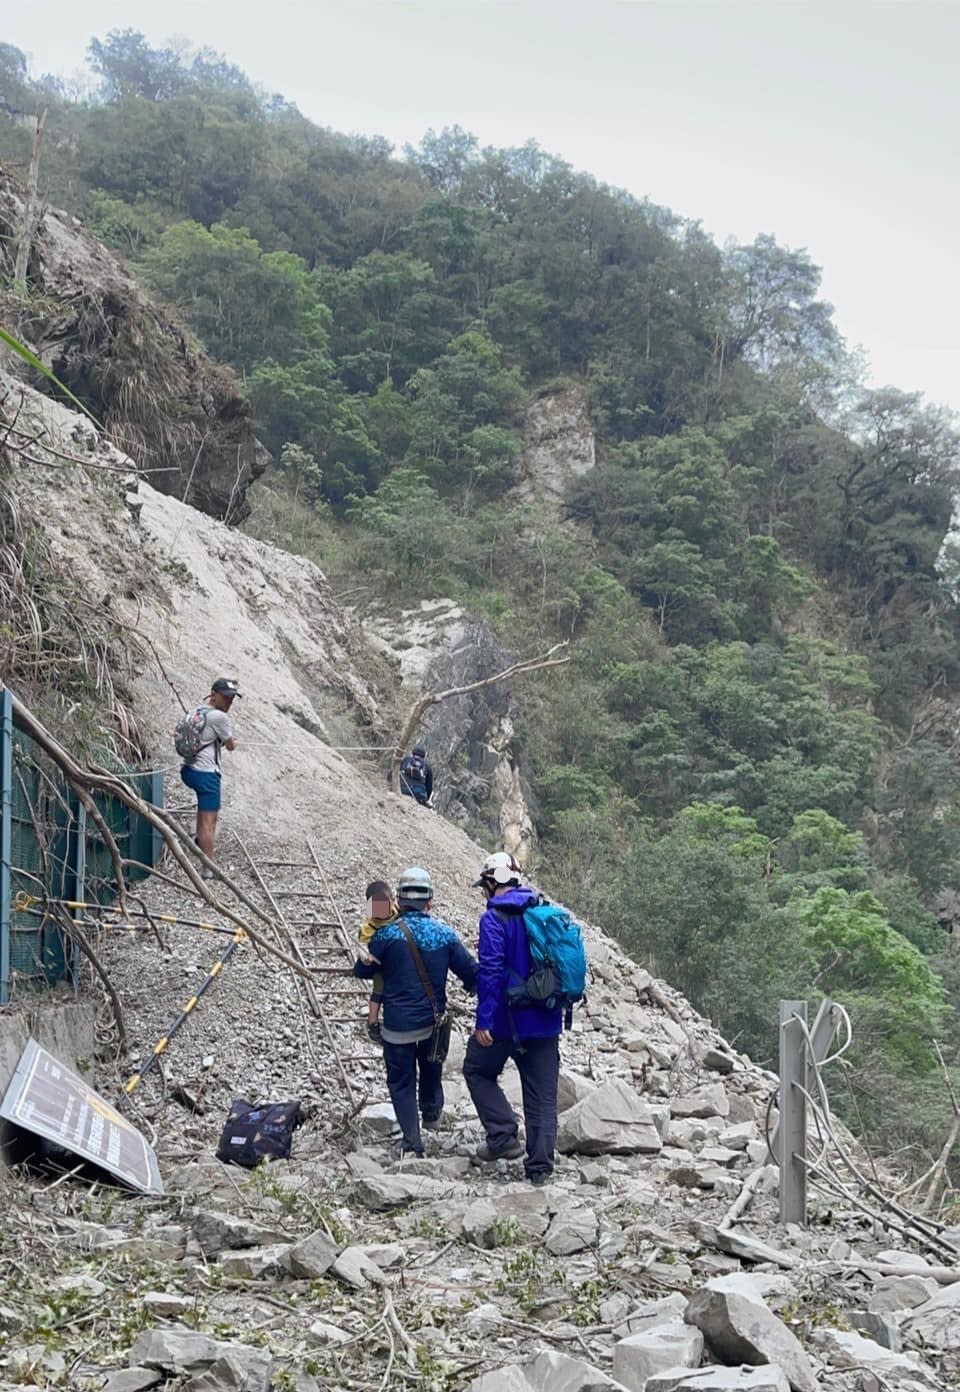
[4,372,957,1392]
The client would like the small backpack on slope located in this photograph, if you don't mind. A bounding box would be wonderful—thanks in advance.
[174,705,209,762]
[215,1097,304,1168]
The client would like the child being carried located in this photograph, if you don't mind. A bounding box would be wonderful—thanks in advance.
[359,879,397,1043]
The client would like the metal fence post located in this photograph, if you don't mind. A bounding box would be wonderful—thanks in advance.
[0,688,12,1005]
[779,999,808,1225]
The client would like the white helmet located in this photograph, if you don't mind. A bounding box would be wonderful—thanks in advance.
[473,851,523,888]
[397,866,434,902]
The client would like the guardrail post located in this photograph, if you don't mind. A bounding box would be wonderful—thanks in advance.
[779,999,808,1225]
[0,688,12,1005]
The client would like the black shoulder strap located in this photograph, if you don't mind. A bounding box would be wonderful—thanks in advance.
[398,918,440,1021]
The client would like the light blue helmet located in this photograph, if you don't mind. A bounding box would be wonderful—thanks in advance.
[397,866,433,903]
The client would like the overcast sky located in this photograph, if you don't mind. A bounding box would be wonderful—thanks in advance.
[6,1,959,412]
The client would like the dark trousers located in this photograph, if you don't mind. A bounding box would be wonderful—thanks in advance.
[382,1037,443,1153]
[464,1034,560,1178]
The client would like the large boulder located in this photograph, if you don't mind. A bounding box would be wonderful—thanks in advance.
[558,1080,663,1156]
[128,1329,271,1392]
[545,1206,599,1256]
[900,1278,960,1349]
[282,1230,340,1279]
[524,1349,631,1391]
[670,1086,731,1120]
[613,1320,704,1391]
[683,1290,816,1392]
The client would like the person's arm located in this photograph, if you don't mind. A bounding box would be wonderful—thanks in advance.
[354,926,387,978]
[475,907,505,1035]
[447,931,478,994]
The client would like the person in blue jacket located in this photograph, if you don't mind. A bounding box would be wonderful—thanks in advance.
[464,851,562,1185]
[354,866,477,1157]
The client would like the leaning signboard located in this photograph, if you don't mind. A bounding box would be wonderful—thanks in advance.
[0,1038,163,1194]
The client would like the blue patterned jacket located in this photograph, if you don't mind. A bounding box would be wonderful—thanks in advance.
[354,909,477,1035]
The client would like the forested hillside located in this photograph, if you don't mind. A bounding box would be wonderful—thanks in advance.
[4,31,960,1164]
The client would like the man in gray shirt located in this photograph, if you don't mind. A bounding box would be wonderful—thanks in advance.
[179,677,240,873]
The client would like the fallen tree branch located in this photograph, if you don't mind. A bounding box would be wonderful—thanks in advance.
[920,1041,960,1216]
[719,1164,777,1230]
[389,641,570,793]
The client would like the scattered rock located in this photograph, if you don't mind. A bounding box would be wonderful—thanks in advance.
[900,1278,960,1348]
[848,1310,901,1350]
[524,1348,632,1390]
[101,1370,163,1392]
[613,1319,704,1391]
[868,1273,939,1313]
[545,1206,599,1256]
[47,1273,107,1298]
[218,1244,291,1280]
[143,1291,195,1317]
[332,1246,387,1289]
[351,1173,455,1209]
[704,1273,796,1310]
[184,1352,270,1392]
[307,1321,352,1346]
[0,1303,22,1332]
[645,1369,791,1391]
[558,1079,664,1155]
[719,1123,758,1151]
[558,1070,597,1111]
[358,1101,400,1136]
[467,1368,536,1392]
[191,1211,285,1256]
[466,1303,506,1335]
[812,1326,931,1381]
[702,1047,735,1074]
[683,1289,816,1392]
[614,1293,687,1337]
[359,1242,405,1268]
[670,1086,731,1120]
[283,1229,340,1279]
[8,1345,67,1383]
[462,1197,500,1247]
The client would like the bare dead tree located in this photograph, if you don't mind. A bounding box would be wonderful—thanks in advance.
[388,642,571,795]
[13,108,48,287]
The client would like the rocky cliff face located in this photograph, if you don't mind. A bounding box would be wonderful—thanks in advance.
[516,382,596,523]
[0,165,268,521]
[363,598,536,861]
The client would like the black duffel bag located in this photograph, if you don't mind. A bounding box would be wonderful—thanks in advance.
[215,1097,303,1168]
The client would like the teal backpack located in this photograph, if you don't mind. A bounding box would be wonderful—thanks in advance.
[507,899,588,1025]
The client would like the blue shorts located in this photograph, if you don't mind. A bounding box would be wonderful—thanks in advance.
[181,766,222,812]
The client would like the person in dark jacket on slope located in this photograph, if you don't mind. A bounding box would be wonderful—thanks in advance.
[464,851,562,1185]
[354,866,477,1157]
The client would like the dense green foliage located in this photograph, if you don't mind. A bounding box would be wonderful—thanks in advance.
[5,31,960,1165]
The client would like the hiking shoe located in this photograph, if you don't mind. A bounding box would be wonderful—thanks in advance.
[474,1138,524,1163]
[422,1113,442,1131]
[528,1172,550,1187]
[399,1143,425,1159]
[366,1022,383,1045]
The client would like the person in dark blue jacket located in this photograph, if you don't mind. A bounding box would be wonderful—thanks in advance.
[464,851,562,1185]
[354,866,477,1156]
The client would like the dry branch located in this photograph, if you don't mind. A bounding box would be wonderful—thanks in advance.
[389,641,570,793]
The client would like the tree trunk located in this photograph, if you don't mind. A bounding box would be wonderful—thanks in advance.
[13,108,48,287]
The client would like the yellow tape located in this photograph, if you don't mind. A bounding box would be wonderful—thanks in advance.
[184,996,198,1012]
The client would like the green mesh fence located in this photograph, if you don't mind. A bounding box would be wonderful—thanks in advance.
[1,691,162,1001]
